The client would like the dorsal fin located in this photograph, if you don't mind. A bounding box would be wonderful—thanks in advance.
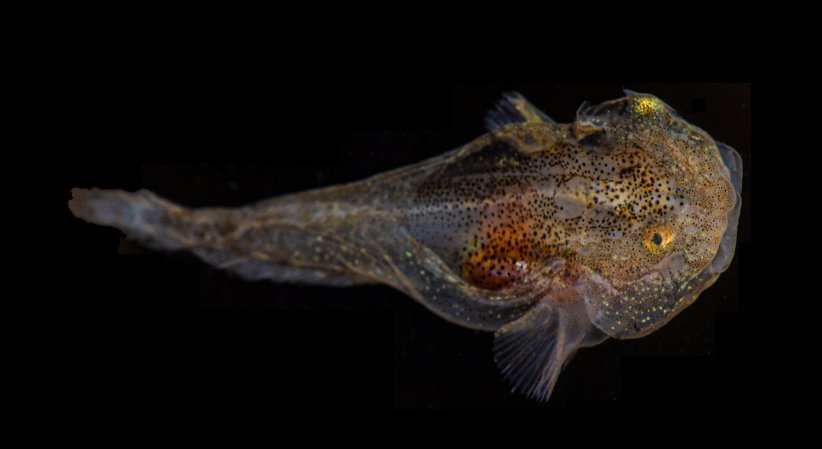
[485,91,555,132]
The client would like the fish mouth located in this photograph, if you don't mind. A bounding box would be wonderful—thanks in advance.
[658,141,743,331]
[691,141,742,292]
[717,141,743,195]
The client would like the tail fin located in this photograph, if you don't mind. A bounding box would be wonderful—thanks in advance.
[69,188,193,251]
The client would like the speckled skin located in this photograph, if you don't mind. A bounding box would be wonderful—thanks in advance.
[69,91,741,401]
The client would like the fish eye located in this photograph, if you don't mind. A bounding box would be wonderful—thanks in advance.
[643,225,675,253]
[651,233,663,246]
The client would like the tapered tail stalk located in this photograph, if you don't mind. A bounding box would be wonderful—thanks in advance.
[69,187,392,287]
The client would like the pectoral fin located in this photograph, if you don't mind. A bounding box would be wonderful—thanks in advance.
[493,299,606,401]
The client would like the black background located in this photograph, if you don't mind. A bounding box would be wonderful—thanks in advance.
[52,81,749,409]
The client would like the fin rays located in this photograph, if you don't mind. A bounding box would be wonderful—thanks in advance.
[493,300,598,401]
[485,91,555,132]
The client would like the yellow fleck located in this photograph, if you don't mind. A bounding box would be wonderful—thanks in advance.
[251,251,270,261]
[633,96,660,116]
[497,156,521,168]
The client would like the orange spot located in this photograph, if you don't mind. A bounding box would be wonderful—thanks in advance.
[460,215,553,291]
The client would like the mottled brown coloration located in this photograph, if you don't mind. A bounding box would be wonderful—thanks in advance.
[69,91,741,402]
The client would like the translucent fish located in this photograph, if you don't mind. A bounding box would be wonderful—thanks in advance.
[69,91,742,402]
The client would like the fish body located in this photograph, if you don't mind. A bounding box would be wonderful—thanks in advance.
[69,91,742,401]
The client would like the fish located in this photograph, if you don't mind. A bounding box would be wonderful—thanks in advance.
[68,90,742,402]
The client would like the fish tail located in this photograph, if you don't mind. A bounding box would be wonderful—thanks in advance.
[68,187,381,286]
[69,188,224,251]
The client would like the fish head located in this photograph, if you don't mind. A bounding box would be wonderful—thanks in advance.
[575,91,742,339]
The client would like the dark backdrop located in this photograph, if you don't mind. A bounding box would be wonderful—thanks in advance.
[54,82,749,409]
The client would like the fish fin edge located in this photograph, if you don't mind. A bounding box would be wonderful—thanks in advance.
[485,91,555,132]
